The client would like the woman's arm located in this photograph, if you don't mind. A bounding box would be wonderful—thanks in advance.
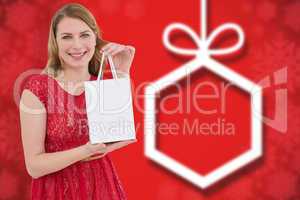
[19,89,106,179]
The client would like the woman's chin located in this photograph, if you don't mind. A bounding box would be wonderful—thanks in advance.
[66,63,88,70]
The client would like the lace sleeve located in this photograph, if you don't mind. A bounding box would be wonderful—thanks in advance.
[23,74,47,107]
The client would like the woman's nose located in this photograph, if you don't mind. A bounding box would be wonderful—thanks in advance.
[72,37,83,48]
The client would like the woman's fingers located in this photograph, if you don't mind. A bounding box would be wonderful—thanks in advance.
[110,46,127,56]
[84,142,107,156]
[126,45,135,55]
[82,139,136,162]
[101,43,118,54]
[82,152,107,162]
[82,155,105,162]
[105,139,137,153]
[101,43,132,56]
[107,45,125,56]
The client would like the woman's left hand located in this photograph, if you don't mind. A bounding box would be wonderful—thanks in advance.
[81,152,107,162]
[100,42,135,74]
[81,139,137,162]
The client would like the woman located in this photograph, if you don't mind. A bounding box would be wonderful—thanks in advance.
[19,3,135,199]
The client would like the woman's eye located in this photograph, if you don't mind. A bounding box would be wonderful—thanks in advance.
[81,34,90,38]
[62,35,71,39]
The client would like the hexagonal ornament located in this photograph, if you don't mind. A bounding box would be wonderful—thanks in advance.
[144,57,262,189]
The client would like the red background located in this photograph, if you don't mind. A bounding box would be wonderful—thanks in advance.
[0,0,300,199]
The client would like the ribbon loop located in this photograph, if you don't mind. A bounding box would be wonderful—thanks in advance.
[162,22,245,57]
[206,23,245,56]
[163,23,202,56]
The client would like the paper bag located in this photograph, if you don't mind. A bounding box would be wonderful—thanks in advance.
[84,54,136,144]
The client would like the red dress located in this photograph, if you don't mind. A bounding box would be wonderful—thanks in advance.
[23,74,127,200]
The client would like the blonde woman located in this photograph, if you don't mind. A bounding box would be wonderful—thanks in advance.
[19,3,135,199]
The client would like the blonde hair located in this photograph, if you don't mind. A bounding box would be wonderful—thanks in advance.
[43,3,107,77]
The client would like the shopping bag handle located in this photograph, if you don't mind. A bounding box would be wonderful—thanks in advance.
[97,53,118,81]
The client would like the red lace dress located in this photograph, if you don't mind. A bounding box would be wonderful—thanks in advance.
[22,74,127,200]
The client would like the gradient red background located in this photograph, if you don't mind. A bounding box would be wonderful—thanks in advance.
[0,0,300,199]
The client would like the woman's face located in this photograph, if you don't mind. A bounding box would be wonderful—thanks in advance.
[56,16,96,70]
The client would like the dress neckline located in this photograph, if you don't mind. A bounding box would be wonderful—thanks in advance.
[41,73,94,97]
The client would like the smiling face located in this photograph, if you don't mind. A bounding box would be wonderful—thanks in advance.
[56,16,96,70]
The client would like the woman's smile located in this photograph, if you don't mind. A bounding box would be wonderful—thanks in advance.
[67,50,88,60]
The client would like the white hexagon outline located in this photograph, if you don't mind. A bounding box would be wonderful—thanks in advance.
[144,55,262,189]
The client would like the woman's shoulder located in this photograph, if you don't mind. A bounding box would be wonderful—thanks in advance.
[25,73,46,85]
[24,73,50,90]
[22,72,52,104]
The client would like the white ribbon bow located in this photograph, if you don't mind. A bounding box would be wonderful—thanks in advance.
[162,0,245,58]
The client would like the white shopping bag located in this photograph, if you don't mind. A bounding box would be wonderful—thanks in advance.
[84,53,136,144]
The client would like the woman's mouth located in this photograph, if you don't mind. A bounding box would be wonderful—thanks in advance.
[68,51,88,60]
